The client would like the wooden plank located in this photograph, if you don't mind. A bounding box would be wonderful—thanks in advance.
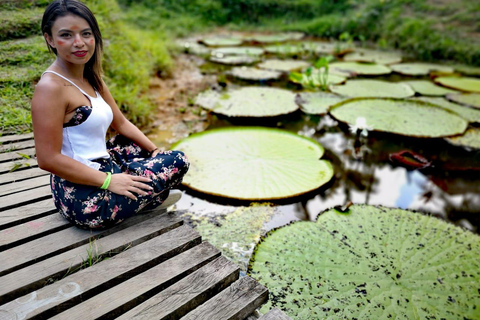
[0,214,69,251]
[48,242,220,320]
[258,308,292,320]
[0,139,35,152]
[0,175,50,197]
[0,167,48,185]
[0,210,184,303]
[117,256,240,320]
[0,199,56,230]
[0,133,33,144]
[180,276,268,320]
[0,223,202,318]
[0,185,51,212]
[0,147,35,163]
[0,158,38,174]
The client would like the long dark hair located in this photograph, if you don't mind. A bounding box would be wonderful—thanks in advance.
[42,0,104,92]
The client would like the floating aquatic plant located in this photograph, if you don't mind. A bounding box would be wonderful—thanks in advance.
[248,204,480,319]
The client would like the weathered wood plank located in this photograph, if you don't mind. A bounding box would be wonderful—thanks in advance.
[0,147,35,163]
[180,276,269,320]
[0,185,51,212]
[0,139,35,153]
[117,256,240,320]
[0,167,48,185]
[0,210,183,303]
[258,308,292,320]
[0,214,69,251]
[0,175,50,197]
[0,223,201,318]
[48,242,220,320]
[0,133,33,144]
[0,199,56,230]
[0,158,38,174]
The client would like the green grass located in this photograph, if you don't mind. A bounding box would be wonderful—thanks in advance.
[0,7,44,41]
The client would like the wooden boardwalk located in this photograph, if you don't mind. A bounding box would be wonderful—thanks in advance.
[0,133,291,320]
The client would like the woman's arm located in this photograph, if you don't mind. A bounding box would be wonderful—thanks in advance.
[100,80,159,156]
[32,79,152,200]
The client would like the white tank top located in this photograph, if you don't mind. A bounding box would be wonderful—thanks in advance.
[42,71,113,170]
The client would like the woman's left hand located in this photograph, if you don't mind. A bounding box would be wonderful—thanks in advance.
[151,147,162,158]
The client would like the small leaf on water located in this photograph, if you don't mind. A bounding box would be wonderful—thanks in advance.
[289,72,304,83]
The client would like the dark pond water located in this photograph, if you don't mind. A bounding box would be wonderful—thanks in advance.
[150,38,480,271]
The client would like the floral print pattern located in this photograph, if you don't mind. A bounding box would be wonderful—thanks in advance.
[51,135,189,229]
[63,105,93,127]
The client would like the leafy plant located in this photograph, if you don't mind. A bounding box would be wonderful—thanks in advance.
[289,56,334,91]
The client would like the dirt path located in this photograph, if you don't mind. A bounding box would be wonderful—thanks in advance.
[146,54,217,148]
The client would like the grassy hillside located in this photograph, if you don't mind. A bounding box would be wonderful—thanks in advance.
[119,0,480,65]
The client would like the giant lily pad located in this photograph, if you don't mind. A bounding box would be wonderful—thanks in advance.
[257,59,310,72]
[195,86,298,117]
[446,93,480,109]
[451,64,480,76]
[445,127,480,150]
[434,76,480,93]
[403,80,458,96]
[248,204,480,319]
[264,44,305,56]
[295,92,349,115]
[200,37,243,47]
[245,32,304,43]
[301,41,337,55]
[329,62,391,76]
[390,63,454,76]
[330,80,415,98]
[172,127,334,200]
[227,67,282,81]
[413,97,480,123]
[209,55,258,65]
[211,47,264,57]
[343,49,402,65]
[330,98,468,137]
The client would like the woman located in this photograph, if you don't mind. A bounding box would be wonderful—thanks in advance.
[31,0,189,229]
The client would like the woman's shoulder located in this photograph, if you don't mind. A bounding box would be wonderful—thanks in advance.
[35,72,66,95]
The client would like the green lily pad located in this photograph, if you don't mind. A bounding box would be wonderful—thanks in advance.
[195,86,298,117]
[330,80,415,98]
[264,44,305,56]
[209,55,258,65]
[446,93,480,109]
[329,62,391,76]
[290,71,347,88]
[295,92,349,115]
[176,40,210,55]
[257,59,310,72]
[413,97,480,123]
[434,77,480,93]
[330,98,468,137]
[390,63,454,76]
[248,204,480,320]
[246,32,304,43]
[403,80,458,96]
[227,67,282,81]
[200,37,243,47]
[172,127,334,200]
[343,49,402,65]
[211,47,265,57]
[301,41,337,55]
[451,64,480,76]
[180,204,276,272]
[445,127,480,150]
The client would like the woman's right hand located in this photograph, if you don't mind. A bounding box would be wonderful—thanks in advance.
[107,173,153,200]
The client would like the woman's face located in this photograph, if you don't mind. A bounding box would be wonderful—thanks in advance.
[45,14,95,66]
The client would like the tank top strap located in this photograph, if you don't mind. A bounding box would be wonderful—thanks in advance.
[42,70,91,97]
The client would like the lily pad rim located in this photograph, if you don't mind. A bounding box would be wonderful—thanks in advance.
[328,97,469,138]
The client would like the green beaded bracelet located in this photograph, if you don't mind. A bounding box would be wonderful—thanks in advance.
[100,172,112,190]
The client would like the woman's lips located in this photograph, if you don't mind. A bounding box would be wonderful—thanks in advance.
[73,51,87,57]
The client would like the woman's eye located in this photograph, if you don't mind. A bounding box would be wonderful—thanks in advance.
[60,33,71,38]
[83,32,92,37]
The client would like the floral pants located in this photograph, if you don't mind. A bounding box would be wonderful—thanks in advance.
[51,135,189,229]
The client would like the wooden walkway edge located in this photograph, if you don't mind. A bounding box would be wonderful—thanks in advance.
[0,133,292,320]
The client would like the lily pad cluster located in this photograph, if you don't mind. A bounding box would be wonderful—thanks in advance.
[248,204,480,319]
